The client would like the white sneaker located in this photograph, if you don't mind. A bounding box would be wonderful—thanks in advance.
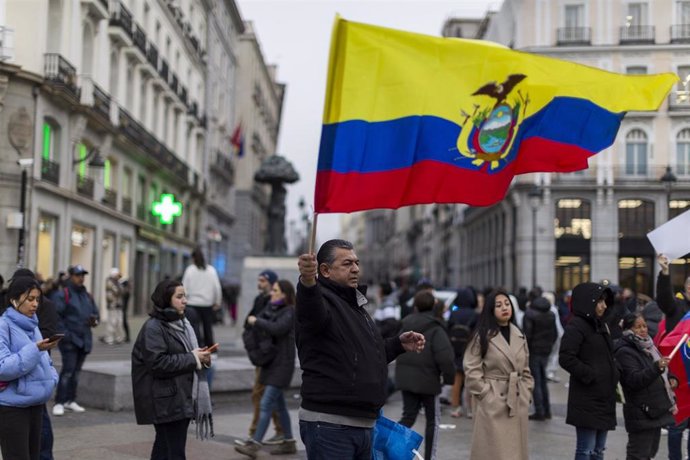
[63,401,86,413]
[52,404,64,416]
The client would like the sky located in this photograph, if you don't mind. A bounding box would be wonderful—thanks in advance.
[235,0,498,249]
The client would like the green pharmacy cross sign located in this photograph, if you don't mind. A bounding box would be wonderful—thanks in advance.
[152,194,182,225]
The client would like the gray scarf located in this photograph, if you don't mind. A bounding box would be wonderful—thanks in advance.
[164,318,214,439]
[623,329,676,409]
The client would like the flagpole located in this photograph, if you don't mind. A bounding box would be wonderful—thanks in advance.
[308,212,319,255]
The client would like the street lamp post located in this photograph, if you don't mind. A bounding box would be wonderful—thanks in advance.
[660,165,677,220]
[15,158,34,267]
[527,184,544,290]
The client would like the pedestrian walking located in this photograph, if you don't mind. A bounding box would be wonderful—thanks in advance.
[616,312,675,460]
[0,276,59,460]
[131,279,214,460]
[236,269,285,447]
[463,288,534,460]
[181,248,222,348]
[102,268,125,345]
[559,282,618,460]
[235,279,298,458]
[51,265,99,416]
[523,296,558,421]
[396,291,455,460]
[295,239,425,459]
[447,287,478,418]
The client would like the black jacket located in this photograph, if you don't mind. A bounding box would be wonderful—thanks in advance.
[523,297,557,356]
[559,282,619,430]
[246,292,270,326]
[296,277,405,419]
[395,312,455,395]
[656,272,690,335]
[37,297,58,340]
[615,335,675,433]
[255,303,296,388]
[131,310,197,425]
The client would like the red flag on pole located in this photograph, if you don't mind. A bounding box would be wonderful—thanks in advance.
[659,315,690,423]
[231,123,244,157]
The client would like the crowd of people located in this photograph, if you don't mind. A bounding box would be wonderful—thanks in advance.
[2,240,690,459]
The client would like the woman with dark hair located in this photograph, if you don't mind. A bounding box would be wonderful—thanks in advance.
[236,279,297,457]
[616,312,675,460]
[463,289,533,459]
[559,282,619,460]
[0,276,59,460]
[182,248,222,347]
[131,279,214,460]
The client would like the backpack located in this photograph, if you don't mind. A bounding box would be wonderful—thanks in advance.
[242,326,277,367]
[448,323,472,357]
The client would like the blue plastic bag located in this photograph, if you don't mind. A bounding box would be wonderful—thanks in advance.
[372,414,424,460]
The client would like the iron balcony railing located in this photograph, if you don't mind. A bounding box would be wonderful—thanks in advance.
[44,53,79,98]
[671,24,690,43]
[133,23,146,55]
[556,27,591,45]
[93,83,111,119]
[619,25,655,44]
[109,0,134,41]
[146,42,158,69]
[159,58,169,81]
[170,74,178,93]
[121,196,132,215]
[76,176,94,198]
[179,85,187,105]
[102,189,117,208]
[41,158,59,185]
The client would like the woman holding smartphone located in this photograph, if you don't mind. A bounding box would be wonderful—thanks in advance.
[131,279,213,459]
[0,276,59,460]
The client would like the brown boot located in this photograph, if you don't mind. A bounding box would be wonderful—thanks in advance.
[269,439,297,455]
[235,439,261,458]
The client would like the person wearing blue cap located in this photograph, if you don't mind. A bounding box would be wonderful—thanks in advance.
[51,265,100,417]
[236,268,285,447]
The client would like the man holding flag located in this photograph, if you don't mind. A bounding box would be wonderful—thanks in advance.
[657,254,690,460]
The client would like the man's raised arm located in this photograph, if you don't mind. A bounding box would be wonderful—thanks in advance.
[296,253,329,328]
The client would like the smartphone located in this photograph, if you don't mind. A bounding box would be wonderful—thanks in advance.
[47,334,65,342]
[205,343,219,353]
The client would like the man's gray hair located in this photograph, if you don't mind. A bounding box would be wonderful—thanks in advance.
[317,239,354,267]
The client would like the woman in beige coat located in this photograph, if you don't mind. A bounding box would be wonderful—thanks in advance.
[464,289,534,459]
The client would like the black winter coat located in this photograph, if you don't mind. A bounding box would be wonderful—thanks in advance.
[523,298,557,356]
[131,311,197,425]
[615,335,675,433]
[656,272,690,335]
[559,282,619,430]
[395,312,455,395]
[296,277,405,419]
[255,303,295,388]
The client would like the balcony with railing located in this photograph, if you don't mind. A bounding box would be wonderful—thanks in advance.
[170,74,178,93]
[556,27,591,45]
[102,189,117,208]
[41,159,59,185]
[93,83,111,120]
[76,176,95,198]
[109,0,134,41]
[132,23,146,55]
[210,150,236,185]
[159,58,169,81]
[122,196,132,215]
[671,24,690,43]
[146,42,159,69]
[619,25,655,44]
[44,54,79,98]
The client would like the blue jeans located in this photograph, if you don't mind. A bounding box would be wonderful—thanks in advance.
[56,342,88,404]
[669,418,690,460]
[40,404,53,460]
[529,353,550,416]
[575,427,607,460]
[299,420,373,460]
[253,385,292,442]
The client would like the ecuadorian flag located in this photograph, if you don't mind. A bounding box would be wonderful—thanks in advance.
[315,17,677,213]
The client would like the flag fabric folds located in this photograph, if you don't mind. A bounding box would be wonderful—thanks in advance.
[315,17,677,213]
[659,313,690,423]
[231,123,244,157]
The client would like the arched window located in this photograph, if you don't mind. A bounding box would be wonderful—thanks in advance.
[81,21,95,76]
[109,50,119,98]
[42,118,60,161]
[625,129,648,176]
[555,199,591,294]
[677,128,690,176]
[618,199,656,295]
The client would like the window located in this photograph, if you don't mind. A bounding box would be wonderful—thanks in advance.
[104,158,113,190]
[678,65,690,92]
[625,129,648,176]
[678,128,690,175]
[626,66,647,74]
[42,120,58,160]
[76,142,88,177]
[565,4,584,27]
[627,2,648,26]
[123,168,132,198]
[37,215,57,278]
[618,199,655,238]
[554,199,592,239]
[679,1,690,24]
